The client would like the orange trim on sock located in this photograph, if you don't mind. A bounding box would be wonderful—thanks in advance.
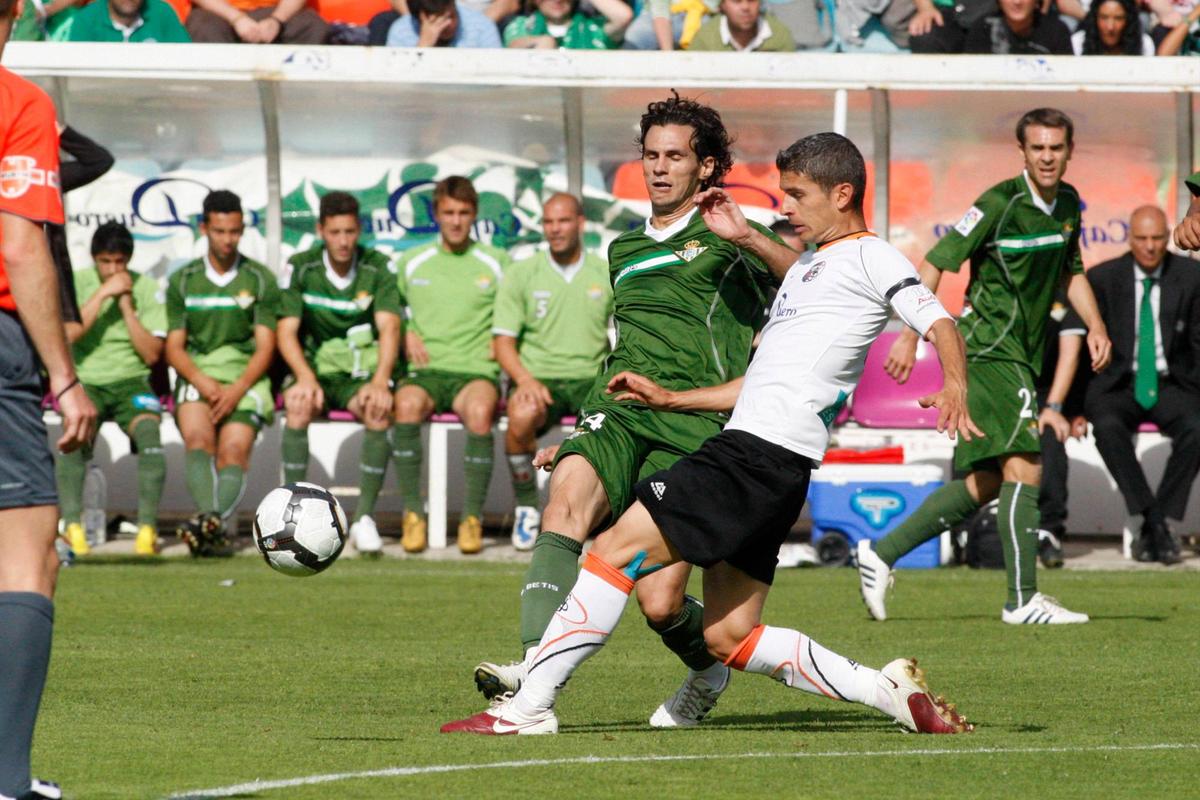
[724,624,766,670]
[583,552,634,594]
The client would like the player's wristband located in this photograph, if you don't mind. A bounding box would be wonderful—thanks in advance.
[55,377,81,403]
[1046,402,1064,413]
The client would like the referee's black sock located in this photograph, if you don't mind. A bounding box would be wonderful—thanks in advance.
[651,594,717,671]
[0,592,53,799]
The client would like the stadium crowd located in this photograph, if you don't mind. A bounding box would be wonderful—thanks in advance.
[13,0,1200,54]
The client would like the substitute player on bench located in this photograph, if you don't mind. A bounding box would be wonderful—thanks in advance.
[858,108,1111,625]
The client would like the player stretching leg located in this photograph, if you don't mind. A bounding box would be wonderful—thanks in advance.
[858,108,1111,625]
[0,2,99,793]
[444,133,976,736]
[473,93,786,728]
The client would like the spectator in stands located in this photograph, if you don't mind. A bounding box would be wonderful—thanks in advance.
[67,0,191,42]
[1083,205,1200,565]
[1069,0,1153,54]
[165,190,279,556]
[372,0,518,40]
[392,176,509,555]
[386,0,502,46]
[622,0,703,50]
[907,0,994,52]
[837,0,916,52]
[11,0,81,40]
[186,0,328,43]
[1156,2,1200,54]
[58,223,167,558]
[277,192,402,558]
[964,0,1072,53]
[687,0,796,50]
[504,0,632,48]
[492,193,611,550]
[368,0,406,43]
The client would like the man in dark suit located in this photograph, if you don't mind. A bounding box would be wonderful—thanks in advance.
[1083,205,1200,564]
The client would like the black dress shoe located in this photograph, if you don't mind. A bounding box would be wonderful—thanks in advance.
[1146,518,1182,565]
[1132,524,1158,563]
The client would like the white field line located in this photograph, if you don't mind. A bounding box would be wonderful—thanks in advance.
[167,742,1200,799]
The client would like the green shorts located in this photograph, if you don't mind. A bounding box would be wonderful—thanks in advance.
[400,369,497,415]
[554,397,724,529]
[284,373,372,414]
[83,376,162,436]
[510,376,593,436]
[174,374,274,431]
[954,359,1041,472]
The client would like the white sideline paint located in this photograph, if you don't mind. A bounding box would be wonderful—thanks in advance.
[168,742,1200,799]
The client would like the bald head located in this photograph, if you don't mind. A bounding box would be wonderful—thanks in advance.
[542,193,585,264]
[1130,205,1168,272]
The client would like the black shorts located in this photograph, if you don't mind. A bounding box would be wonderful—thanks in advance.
[0,310,56,510]
[633,429,812,585]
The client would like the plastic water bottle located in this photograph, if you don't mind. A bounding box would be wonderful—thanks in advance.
[82,464,107,548]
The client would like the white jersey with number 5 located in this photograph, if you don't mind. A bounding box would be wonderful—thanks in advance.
[726,232,952,462]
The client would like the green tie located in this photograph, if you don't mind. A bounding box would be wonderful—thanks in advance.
[1135,276,1158,410]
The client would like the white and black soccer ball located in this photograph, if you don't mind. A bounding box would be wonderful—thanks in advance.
[253,482,348,577]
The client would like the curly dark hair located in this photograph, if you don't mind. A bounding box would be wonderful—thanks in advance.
[1080,0,1143,55]
[637,91,734,190]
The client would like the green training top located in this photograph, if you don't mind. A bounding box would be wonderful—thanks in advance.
[72,268,167,387]
[166,255,279,383]
[1186,171,1200,197]
[600,210,776,418]
[926,172,1083,375]
[492,250,612,381]
[279,245,403,380]
[396,241,509,378]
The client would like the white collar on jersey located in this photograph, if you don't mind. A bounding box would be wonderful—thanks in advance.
[1022,170,1058,216]
[546,248,586,283]
[203,252,241,287]
[323,248,357,291]
[643,208,698,243]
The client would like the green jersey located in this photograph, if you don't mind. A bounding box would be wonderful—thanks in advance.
[601,210,776,410]
[396,241,509,378]
[492,250,612,381]
[927,173,1083,375]
[280,245,403,380]
[166,255,279,382]
[72,268,167,387]
[1187,171,1200,197]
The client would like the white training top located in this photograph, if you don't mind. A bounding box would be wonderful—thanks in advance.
[726,232,953,462]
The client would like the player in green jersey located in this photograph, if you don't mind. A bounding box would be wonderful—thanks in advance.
[393,176,510,555]
[165,190,280,556]
[58,223,167,557]
[277,192,402,557]
[858,108,1113,625]
[492,193,613,552]
[472,94,790,728]
[1174,171,1200,250]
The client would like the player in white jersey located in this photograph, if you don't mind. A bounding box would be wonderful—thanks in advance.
[443,132,982,736]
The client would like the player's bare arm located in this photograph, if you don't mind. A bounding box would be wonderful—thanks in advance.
[210,324,274,424]
[1038,330,1082,443]
[276,315,325,412]
[67,270,133,342]
[1174,194,1200,250]
[606,370,744,413]
[494,334,553,408]
[918,317,983,442]
[694,187,798,282]
[884,259,944,384]
[117,292,165,366]
[1064,271,1112,372]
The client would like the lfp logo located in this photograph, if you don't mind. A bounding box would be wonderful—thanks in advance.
[851,490,906,530]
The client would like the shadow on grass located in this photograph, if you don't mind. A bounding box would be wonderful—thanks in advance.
[69,555,169,567]
[561,708,899,734]
[312,736,408,742]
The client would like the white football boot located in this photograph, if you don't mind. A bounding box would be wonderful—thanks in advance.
[441,692,558,735]
[649,664,730,728]
[874,658,972,734]
[474,659,528,699]
[350,515,383,556]
[511,506,540,551]
[1001,592,1089,625]
[856,539,893,621]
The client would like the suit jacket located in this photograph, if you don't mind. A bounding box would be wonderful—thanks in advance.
[1085,252,1200,400]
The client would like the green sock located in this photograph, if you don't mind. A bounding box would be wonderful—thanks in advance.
[391,423,423,513]
[281,426,309,485]
[54,447,88,525]
[874,479,979,567]
[463,432,494,519]
[507,453,539,508]
[355,429,390,521]
[650,594,717,671]
[185,450,218,514]
[216,465,245,519]
[132,418,165,528]
[519,532,583,651]
[998,481,1040,609]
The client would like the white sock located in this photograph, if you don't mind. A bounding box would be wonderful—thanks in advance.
[728,625,878,704]
[514,552,633,715]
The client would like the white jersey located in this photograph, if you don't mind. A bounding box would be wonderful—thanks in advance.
[726,232,952,462]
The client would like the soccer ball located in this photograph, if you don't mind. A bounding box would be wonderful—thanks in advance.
[253,482,348,577]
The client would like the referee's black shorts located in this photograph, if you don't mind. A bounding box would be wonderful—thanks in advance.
[0,310,57,510]
[633,429,812,585]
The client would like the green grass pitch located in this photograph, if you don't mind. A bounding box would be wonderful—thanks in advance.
[37,557,1200,799]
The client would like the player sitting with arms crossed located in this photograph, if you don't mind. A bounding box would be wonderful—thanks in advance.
[472,93,789,729]
[59,222,168,557]
[443,132,978,736]
[493,192,612,550]
[166,189,280,556]
[277,191,401,557]
[857,108,1111,625]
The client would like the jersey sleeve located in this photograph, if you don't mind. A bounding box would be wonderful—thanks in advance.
[166,271,186,332]
[372,262,403,317]
[925,191,1000,273]
[254,268,280,328]
[278,259,303,319]
[1060,306,1086,337]
[863,240,952,338]
[0,84,64,225]
[491,260,524,338]
[136,274,168,338]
